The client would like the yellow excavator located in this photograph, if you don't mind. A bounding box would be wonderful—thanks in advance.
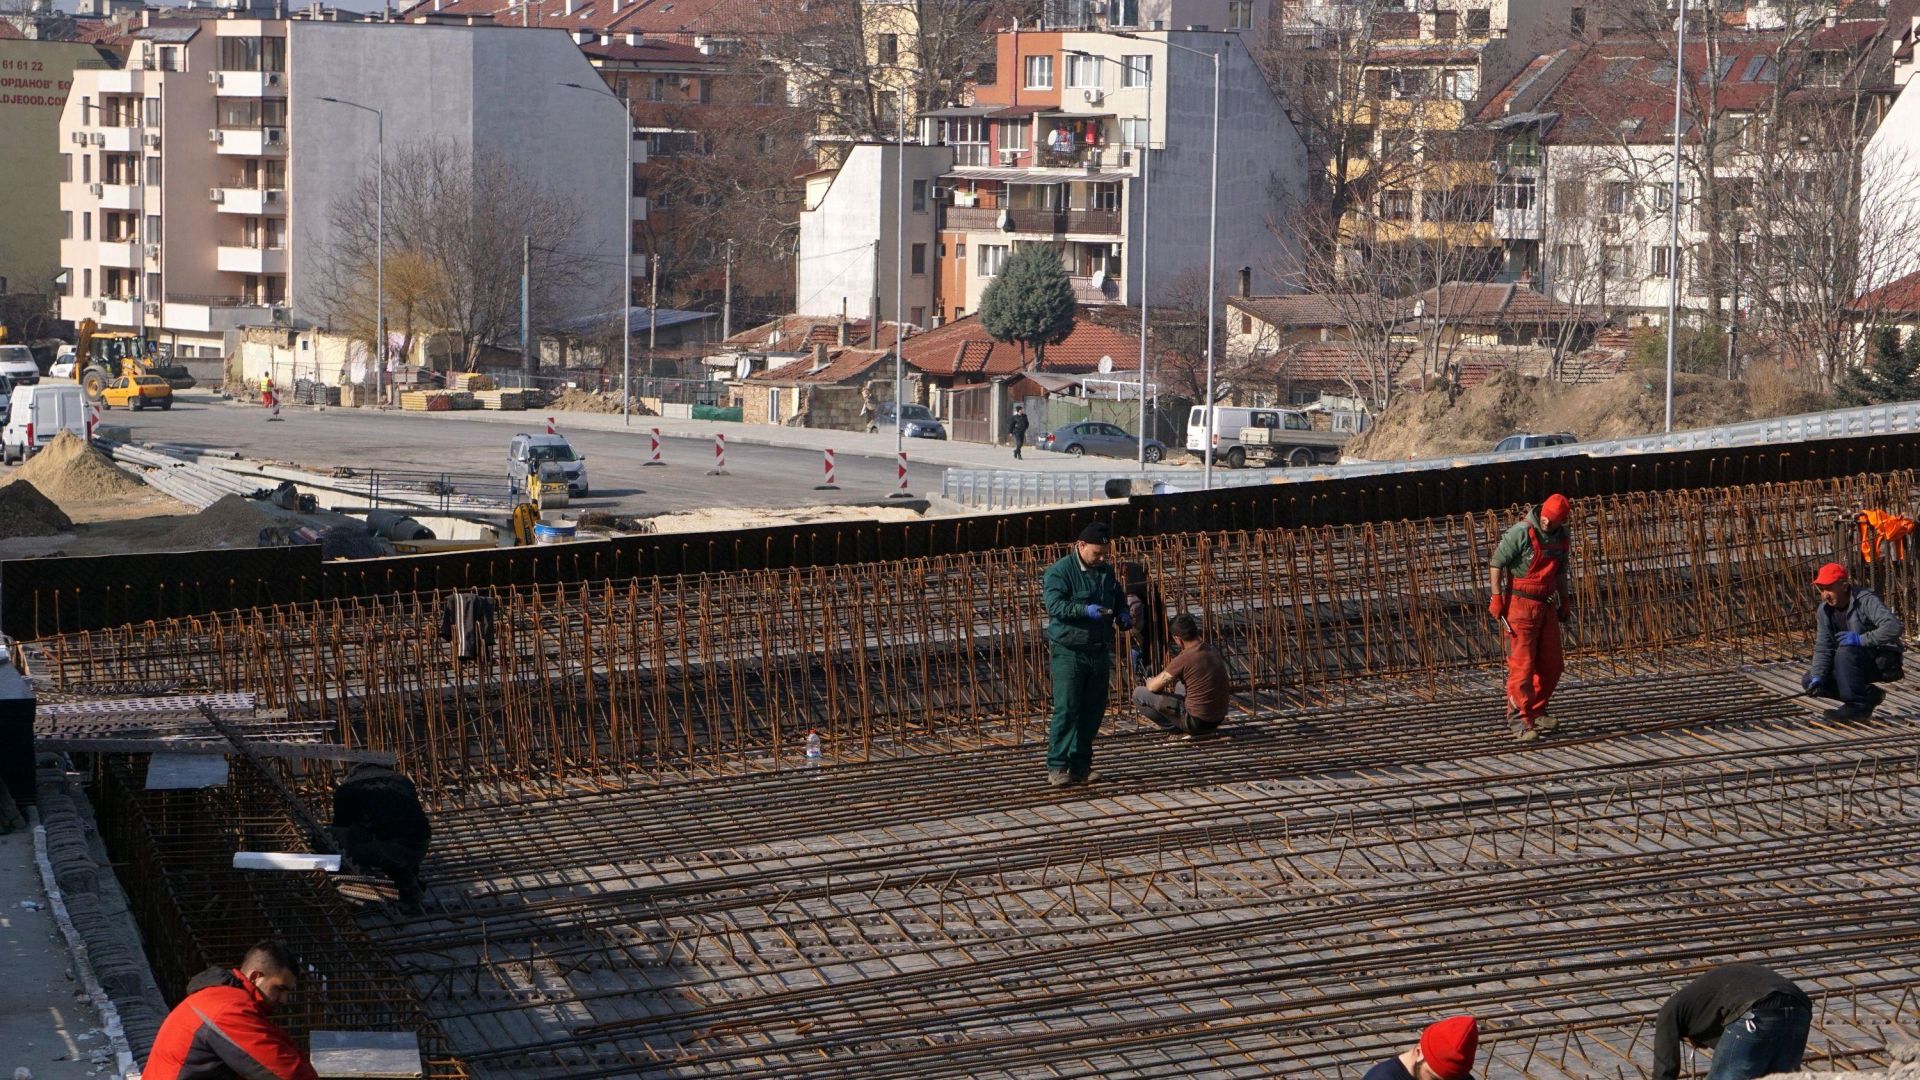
[73,319,195,401]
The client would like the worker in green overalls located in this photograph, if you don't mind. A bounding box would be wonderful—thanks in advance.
[1043,521,1127,787]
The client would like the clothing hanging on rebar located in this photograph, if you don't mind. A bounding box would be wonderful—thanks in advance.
[439,592,496,659]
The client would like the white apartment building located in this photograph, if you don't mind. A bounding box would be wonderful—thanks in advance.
[58,16,632,360]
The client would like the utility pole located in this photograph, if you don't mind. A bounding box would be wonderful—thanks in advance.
[1663,0,1688,432]
[520,234,531,376]
[648,253,660,380]
[722,238,735,341]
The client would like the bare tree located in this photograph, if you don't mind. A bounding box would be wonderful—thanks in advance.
[315,141,590,374]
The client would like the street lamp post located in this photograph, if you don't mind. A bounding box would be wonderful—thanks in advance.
[564,81,636,426]
[1662,0,1688,433]
[1118,32,1221,488]
[318,97,384,405]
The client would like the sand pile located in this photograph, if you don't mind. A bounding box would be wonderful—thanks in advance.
[549,388,622,414]
[1345,369,1816,461]
[5,431,146,504]
[638,504,924,535]
[1775,1042,1920,1078]
[161,493,275,549]
[0,481,74,538]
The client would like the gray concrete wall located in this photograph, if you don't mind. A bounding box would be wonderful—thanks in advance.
[795,143,949,324]
[1130,32,1310,305]
[287,23,623,327]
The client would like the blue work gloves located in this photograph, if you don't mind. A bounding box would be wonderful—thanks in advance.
[1115,608,1133,631]
[1130,646,1146,676]
[1837,631,1865,648]
[1084,604,1112,620]
[1803,674,1825,694]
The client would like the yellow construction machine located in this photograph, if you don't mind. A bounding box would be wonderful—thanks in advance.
[73,319,195,402]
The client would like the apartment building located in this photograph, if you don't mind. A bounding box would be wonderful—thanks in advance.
[58,17,627,359]
[0,34,116,300]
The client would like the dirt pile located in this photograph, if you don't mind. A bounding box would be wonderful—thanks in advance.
[5,431,146,504]
[549,388,622,414]
[0,481,74,538]
[161,493,275,550]
[1346,369,1823,461]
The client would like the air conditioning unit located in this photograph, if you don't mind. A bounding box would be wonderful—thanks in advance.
[209,128,223,144]
[264,127,284,145]
[90,132,106,146]
[264,188,281,204]
[269,305,288,324]
[71,131,88,145]
[88,182,104,197]
[265,72,281,87]
[208,70,222,85]
[145,244,160,260]
[1082,88,1104,105]
[145,302,161,317]
[210,187,225,203]
[143,133,161,148]
[91,300,107,315]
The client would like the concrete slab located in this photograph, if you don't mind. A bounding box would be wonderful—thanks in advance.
[310,1030,422,1078]
[144,753,229,790]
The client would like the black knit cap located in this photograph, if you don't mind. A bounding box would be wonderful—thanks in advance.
[1078,521,1111,544]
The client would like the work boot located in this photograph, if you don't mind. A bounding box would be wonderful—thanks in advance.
[1048,769,1074,788]
[1511,719,1539,742]
[1071,769,1098,786]
[1535,715,1558,733]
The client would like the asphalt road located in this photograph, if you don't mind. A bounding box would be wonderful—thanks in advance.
[99,392,946,515]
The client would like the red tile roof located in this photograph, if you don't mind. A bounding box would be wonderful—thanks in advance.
[1411,282,1604,324]
[1476,47,1575,122]
[744,347,890,385]
[898,311,1142,378]
[1366,44,1482,65]
[1852,269,1920,314]
[1229,294,1397,329]
[400,0,788,39]
[724,315,911,351]
[1254,343,1415,385]
[579,37,714,65]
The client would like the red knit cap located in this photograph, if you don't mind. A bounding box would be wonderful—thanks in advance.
[1540,493,1571,525]
[1419,1015,1479,1080]
[1814,562,1848,587]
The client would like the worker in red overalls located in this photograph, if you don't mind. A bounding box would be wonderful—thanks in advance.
[1488,493,1572,741]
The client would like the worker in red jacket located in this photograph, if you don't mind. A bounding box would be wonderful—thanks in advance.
[142,941,317,1080]
[1489,493,1573,741]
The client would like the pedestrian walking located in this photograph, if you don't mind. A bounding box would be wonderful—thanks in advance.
[1132,613,1231,738]
[1803,561,1903,719]
[1044,521,1126,787]
[1010,404,1030,460]
[1489,493,1573,741]
[1361,1014,1479,1080]
[142,941,318,1080]
[1652,963,1811,1080]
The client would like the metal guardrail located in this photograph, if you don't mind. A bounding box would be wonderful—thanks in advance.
[941,401,1920,509]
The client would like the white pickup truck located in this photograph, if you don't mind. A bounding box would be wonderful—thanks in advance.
[1236,409,1349,468]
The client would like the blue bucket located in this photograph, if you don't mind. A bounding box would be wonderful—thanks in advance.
[532,522,576,545]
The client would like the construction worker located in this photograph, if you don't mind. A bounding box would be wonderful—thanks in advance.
[1652,963,1810,1080]
[332,763,432,912]
[1361,1014,1479,1080]
[1804,561,1903,719]
[1132,613,1230,738]
[1044,521,1126,787]
[1010,404,1030,459]
[1489,493,1572,741]
[143,941,319,1080]
[1117,560,1165,677]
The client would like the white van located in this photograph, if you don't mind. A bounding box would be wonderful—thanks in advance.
[0,344,39,387]
[2,383,88,464]
[1185,405,1283,469]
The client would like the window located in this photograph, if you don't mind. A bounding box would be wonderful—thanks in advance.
[1120,117,1149,146]
[1570,7,1586,35]
[81,154,91,184]
[1391,69,1429,98]
[82,212,91,241]
[648,77,665,102]
[1603,244,1633,278]
[1466,8,1491,34]
[83,268,92,298]
[759,132,777,154]
[911,243,926,275]
[1602,181,1632,215]
[1024,54,1053,89]
[1433,12,1457,39]
[955,241,965,259]
[1496,176,1535,210]
[910,306,925,326]
[61,211,72,239]
[1650,245,1673,277]
[147,214,160,242]
[1066,53,1101,88]
[997,119,1029,152]
[756,76,782,105]
[1227,0,1252,29]
[1091,182,1121,211]
[147,156,160,186]
[1105,0,1138,25]
[1555,180,1586,214]
[61,153,71,181]
[978,244,1008,277]
[877,33,898,65]
[912,179,927,212]
[1382,190,1413,220]
[1442,69,1477,101]
[1121,55,1151,88]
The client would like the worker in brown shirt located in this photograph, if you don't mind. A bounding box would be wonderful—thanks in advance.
[1131,613,1230,738]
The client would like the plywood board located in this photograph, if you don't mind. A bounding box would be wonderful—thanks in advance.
[144,753,229,790]
[310,1030,423,1078]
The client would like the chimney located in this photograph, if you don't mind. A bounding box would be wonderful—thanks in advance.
[837,318,850,346]
[624,30,640,45]
[1238,266,1252,297]
[610,0,619,9]
[812,342,830,371]
[870,295,882,345]
[572,28,590,42]
[561,0,572,14]
[599,31,610,45]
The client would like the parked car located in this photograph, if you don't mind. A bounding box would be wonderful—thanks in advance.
[49,345,77,380]
[1041,421,1167,462]
[3,383,88,464]
[99,374,174,410]
[507,432,589,495]
[0,344,40,386]
[1493,432,1578,453]
[867,401,946,439]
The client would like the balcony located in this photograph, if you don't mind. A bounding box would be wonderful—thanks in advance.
[98,126,139,152]
[213,126,288,156]
[212,70,286,96]
[632,195,648,222]
[98,241,143,269]
[943,206,1122,236]
[213,186,287,215]
[1494,206,1542,240]
[98,183,140,211]
[164,295,277,334]
[216,245,288,274]
[95,69,138,94]
[85,297,142,327]
[1070,275,1122,305]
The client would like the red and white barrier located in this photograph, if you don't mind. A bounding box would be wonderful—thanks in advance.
[888,450,913,498]
[706,432,730,475]
[545,416,557,435]
[267,397,283,422]
[815,448,839,491]
[644,428,666,466]
[86,403,100,441]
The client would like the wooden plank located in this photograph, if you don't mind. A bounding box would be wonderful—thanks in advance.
[35,737,394,764]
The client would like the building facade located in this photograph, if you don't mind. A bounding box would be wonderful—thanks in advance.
[0,36,116,303]
[57,18,628,359]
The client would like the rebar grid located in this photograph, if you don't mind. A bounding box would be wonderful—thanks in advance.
[351,670,1920,1078]
[31,473,1918,799]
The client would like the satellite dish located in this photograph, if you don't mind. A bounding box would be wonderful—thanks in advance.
[997,208,1012,231]
[734,356,753,379]
[1098,355,1114,374]
[1090,269,1107,289]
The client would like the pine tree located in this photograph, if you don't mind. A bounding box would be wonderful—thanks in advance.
[1837,328,1920,406]
[978,244,1077,366]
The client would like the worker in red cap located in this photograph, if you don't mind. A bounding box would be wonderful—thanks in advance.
[1489,494,1573,740]
[1362,1014,1479,1080]
[1804,561,1903,719]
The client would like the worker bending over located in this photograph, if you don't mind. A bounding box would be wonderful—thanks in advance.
[1652,963,1810,1080]
[1804,561,1903,720]
[332,763,433,912]
[1489,493,1572,741]
[143,941,318,1080]
[1361,1014,1479,1080]
[1044,522,1127,787]
[1132,613,1230,738]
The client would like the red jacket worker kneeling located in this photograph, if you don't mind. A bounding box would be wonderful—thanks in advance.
[143,941,318,1080]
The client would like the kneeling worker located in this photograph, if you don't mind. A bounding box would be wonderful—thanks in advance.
[143,941,318,1080]
[332,762,432,911]
[1361,1014,1479,1080]
[1132,613,1230,738]
[1804,561,1903,719]
[1489,493,1573,741]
